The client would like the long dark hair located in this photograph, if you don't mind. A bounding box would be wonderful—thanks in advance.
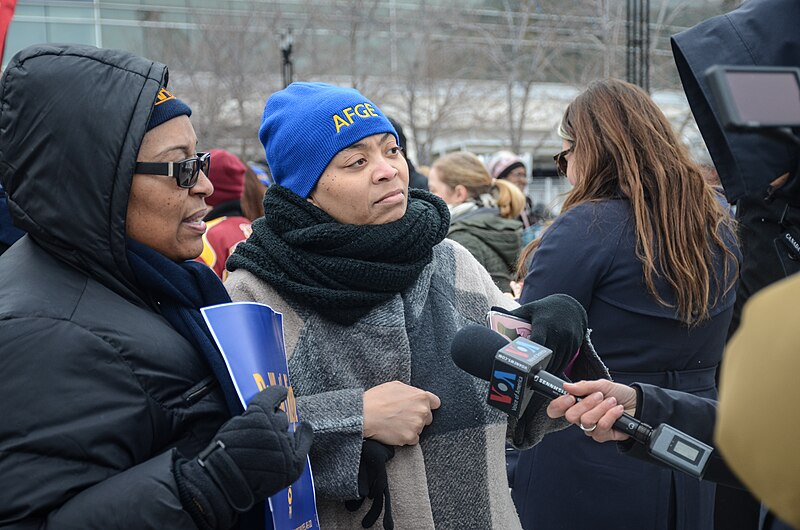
[518,79,738,325]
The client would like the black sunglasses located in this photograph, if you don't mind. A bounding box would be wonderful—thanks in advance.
[553,148,571,177]
[135,152,211,189]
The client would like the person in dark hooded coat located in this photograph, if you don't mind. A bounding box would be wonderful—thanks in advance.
[672,3,800,528]
[672,0,800,336]
[0,44,311,529]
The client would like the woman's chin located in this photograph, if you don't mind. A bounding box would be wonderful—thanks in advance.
[375,203,408,224]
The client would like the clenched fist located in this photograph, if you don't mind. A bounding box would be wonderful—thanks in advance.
[363,381,441,446]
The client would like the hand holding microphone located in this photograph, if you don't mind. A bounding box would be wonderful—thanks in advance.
[547,380,638,443]
[450,325,649,441]
[491,293,588,377]
[450,322,715,478]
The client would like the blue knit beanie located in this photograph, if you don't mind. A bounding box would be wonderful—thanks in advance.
[258,82,398,198]
[148,87,192,131]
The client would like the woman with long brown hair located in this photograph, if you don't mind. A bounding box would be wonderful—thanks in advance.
[510,79,740,530]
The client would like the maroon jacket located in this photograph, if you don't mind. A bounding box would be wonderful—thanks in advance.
[197,215,252,279]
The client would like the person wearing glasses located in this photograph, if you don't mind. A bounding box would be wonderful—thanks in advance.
[0,44,311,529]
[509,79,741,530]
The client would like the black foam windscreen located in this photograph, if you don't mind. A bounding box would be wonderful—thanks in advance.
[449,324,509,382]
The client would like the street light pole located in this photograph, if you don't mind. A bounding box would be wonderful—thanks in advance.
[281,28,294,88]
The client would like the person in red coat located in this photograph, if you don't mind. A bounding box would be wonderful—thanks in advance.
[196,149,253,279]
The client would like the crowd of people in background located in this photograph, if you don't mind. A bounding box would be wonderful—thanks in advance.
[1,1,799,528]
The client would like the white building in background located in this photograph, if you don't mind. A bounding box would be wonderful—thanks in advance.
[411,83,705,212]
[5,0,709,213]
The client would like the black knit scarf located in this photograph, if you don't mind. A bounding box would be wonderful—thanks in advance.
[227,185,450,325]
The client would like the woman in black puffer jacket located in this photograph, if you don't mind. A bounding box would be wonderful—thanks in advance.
[0,44,310,529]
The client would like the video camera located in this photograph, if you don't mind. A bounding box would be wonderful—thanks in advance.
[706,65,800,272]
[706,65,800,194]
[706,66,800,132]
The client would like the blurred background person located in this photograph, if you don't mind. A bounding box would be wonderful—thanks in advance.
[196,148,252,279]
[511,78,740,530]
[248,161,274,188]
[487,150,539,244]
[241,163,269,221]
[429,151,524,292]
[488,150,528,191]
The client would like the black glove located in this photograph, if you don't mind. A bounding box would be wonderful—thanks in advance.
[493,293,588,377]
[174,385,313,530]
[344,440,395,529]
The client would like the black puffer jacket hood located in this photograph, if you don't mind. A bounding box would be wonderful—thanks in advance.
[0,44,167,302]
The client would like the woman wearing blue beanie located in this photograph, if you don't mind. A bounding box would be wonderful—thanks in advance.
[226,82,609,529]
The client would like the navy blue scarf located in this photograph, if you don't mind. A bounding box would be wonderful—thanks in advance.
[126,239,243,416]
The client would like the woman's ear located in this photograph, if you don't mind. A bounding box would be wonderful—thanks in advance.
[453,184,470,204]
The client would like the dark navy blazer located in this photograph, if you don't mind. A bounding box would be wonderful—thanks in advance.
[512,200,739,530]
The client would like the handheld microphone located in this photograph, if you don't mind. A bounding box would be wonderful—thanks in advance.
[450,325,650,441]
[450,325,713,478]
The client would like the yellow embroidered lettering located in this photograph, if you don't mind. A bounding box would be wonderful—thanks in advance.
[354,104,370,118]
[333,114,349,133]
[364,103,379,117]
[155,88,176,106]
[343,107,356,124]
